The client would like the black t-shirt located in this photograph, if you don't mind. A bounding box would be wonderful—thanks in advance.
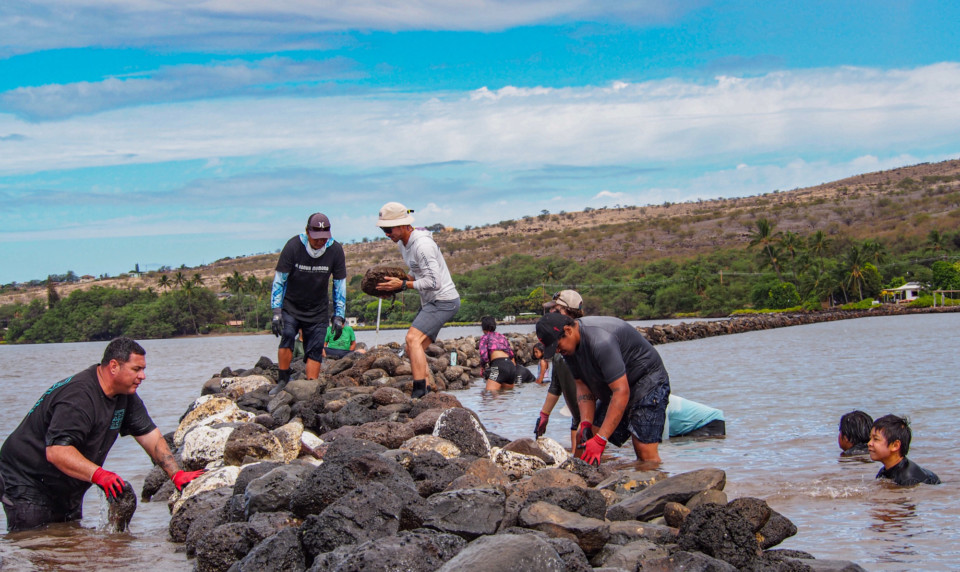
[564,316,667,405]
[275,236,347,323]
[0,364,156,504]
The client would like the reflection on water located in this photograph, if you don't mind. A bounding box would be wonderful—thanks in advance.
[869,498,917,535]
[0,313,957,570]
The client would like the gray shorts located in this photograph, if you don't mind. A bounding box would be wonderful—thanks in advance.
[411,298,460,341]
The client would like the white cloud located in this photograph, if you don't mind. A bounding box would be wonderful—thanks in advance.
[0,1,686,55]
[0,57,359,120]
[594,190,626,200]
[1,63,959,177]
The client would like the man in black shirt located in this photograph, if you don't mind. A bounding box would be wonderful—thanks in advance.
[536,313,671,466]
[0,337,204,531]
[270,212,348,395]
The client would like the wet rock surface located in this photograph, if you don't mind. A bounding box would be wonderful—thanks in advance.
[105,481,138,533]
[150,329,867,572]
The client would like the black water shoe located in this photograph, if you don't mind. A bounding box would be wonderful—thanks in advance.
[411,379,427,399]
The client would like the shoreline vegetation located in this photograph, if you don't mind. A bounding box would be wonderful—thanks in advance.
[2,159,960,345]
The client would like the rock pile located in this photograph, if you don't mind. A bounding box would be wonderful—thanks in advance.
[639,304,959,345]
[143,345,866,572]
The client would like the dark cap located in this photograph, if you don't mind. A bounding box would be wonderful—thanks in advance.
[536,312,575,359]
[306,213,332,239]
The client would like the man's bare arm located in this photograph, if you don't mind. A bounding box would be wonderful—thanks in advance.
[46,445,99,482]
[595,375,630,440]
[134,428,179,478]
[574,379,596,423]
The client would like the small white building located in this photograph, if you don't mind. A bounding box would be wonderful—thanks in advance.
[883,282,922,303]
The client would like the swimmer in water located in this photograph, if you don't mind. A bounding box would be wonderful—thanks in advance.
[868,414,940,486]
[838,410,872,457]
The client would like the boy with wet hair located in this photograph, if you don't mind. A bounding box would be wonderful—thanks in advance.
[838,410,873,457]
[868,414,940,486]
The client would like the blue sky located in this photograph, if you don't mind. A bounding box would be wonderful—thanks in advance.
[2,1,959,284]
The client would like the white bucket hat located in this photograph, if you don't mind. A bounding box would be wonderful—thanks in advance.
[376,202,415,227]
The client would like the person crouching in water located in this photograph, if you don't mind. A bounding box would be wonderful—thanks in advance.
[479,316,533,391]
[536,312,671,466]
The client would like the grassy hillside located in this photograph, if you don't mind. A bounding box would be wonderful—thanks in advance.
[4,158,959,307]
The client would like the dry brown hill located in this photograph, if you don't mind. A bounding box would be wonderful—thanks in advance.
[4,158,959,306]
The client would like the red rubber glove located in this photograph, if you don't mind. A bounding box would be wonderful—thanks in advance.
[580,434,607,466]
[576,421,593,447]
[92,467,125,500]
[534,411,550,437]
[173,469,206,491]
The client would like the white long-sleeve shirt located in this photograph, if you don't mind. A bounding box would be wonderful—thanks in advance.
[398,229,459,304]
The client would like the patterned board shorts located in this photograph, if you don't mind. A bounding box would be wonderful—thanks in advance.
[598,370,671,446]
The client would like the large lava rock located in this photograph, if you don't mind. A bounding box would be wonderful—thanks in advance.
[299,482,402,559]
[360,266,408,297]
[310,529,467,572]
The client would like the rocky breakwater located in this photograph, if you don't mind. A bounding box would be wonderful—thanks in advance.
[140,348,866,572]
[640,304,960,345]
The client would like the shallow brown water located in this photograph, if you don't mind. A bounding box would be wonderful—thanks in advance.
[1,313,956,570]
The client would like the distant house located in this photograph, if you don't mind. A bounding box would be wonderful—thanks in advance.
[79,275,96,283]
[226,320,244,327]
[882,282,922,303]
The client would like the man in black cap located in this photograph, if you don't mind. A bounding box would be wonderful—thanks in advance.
[536,312,671,465]
[269,212,347,395]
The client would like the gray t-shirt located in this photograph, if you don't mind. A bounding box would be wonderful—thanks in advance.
[564,316,666,405]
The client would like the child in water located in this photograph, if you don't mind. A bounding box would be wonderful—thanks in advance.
[868,414,940,486]
[838,410,872,457]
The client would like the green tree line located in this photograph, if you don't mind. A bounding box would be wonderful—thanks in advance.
[3,223,959,343]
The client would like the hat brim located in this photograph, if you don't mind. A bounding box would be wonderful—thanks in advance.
[541,340,559,359]
[376,216,414,228]
[542,301,558,310]
[307,229,332,239]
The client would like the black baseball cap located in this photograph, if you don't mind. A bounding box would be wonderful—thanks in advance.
[306,213,332,239]
[536,312,574,358]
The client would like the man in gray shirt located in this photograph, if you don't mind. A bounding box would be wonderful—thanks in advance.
[536,313,671,465]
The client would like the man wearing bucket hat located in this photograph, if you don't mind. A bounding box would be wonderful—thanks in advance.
[269,212,347,395]
[536,312,671,466]
[375,202,460,398]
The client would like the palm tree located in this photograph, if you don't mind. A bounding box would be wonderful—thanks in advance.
[221,270,247,326]
[779,231,803,281]
[173,271,187,289]
[246,274,267,329]
[860,239,887,267]
[748,218,783,281]
[686,264,707,296]
[157,274,171,291]
[181,282,199,334]
[192,273,204,287]
[807,230,830,273]
[843,245,868,301]
[927,229,945,254]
